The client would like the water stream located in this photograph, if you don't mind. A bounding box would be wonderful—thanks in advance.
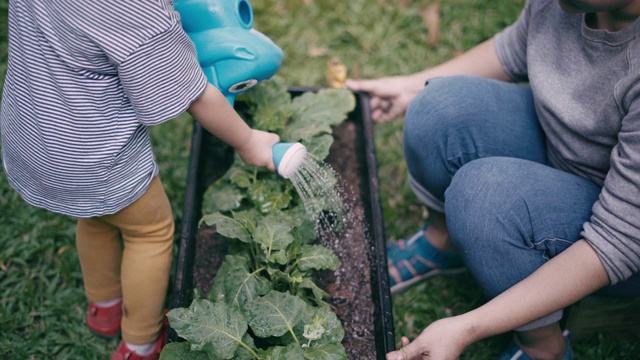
[288,153,348,236]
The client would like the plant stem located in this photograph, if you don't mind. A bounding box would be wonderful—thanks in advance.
[285,260,298,275]
[238,340,261,359]
[251,243,259,270]
[289,327,301,346]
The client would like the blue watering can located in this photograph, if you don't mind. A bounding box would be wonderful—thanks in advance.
[177,0,307,177]
[175,0,284,105]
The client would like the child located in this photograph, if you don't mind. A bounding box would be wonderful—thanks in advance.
[1,1,279,359]
[346,0,640,359]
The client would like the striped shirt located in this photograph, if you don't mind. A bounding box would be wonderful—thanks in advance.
[1,0,208,217]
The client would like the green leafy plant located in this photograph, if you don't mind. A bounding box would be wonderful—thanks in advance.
[161,78,356,359]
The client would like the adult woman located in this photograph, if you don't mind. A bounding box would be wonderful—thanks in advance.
[347,1,640,358]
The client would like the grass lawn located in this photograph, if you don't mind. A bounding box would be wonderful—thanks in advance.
[1,0,637,358]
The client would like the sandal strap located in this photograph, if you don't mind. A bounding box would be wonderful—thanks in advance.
[387,224,463,286]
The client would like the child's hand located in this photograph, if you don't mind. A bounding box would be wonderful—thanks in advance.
[236,129,280,171]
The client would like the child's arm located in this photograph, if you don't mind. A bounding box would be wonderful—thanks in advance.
[187,83,280,171]
[386,240,609,360]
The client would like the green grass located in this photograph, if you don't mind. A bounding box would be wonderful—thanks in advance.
[0,0,637,358]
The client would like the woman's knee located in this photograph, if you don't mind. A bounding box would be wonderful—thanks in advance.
[444,157,598,254]
[403,76,515,160]
[404,76,481,179]
[404,76,478,147]
[444,158,528,250]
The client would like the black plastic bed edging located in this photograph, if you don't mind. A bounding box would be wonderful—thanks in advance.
[168,87,395,359]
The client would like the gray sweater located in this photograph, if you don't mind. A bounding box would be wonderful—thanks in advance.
[494,0,640,284]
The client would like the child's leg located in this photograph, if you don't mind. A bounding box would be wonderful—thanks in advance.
[76,217,123,302]
[102,176,174,345]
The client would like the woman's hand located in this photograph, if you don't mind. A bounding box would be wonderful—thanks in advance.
[235,129,280,172]
[345,38,510,125]
[345,75,424,123]
[385,317,470,360]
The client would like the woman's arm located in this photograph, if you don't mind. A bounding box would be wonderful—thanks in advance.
[410,37,511,83]
[386,240,609,360]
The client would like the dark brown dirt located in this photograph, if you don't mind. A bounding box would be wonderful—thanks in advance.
[319,121,377,359]
[192,226,229,295]
[192,121,378,359]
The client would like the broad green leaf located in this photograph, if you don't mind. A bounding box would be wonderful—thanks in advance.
[295,245,340,272]
[284,89,355,141]
[202,183,244,214]
[267,249,289,265]
[260,343,305,360]
[253,216,295,256]
[242,76,289,106]
[253,105,291,132]
[303,343,348,360]
[208,259,233,303]
[298,278,329,302]
[208,254,250,303]
[273,207,305,228]
[167,299,252,360]
[291,211,319,244]
[267,269,294,292]
[261,191,293,214]
[208,277,226,303]
[233,333,258,360]
[248,179,282,209]
[159,342,210,360]
[284,119,333,142]
[228,167,253,189]
[200,212,251,243]
[243,77,292,131]
[313,305,345,345]
[223,259,271,311]
[232,210,258,233]
[229,152,258,173]
[283,303,343,351]
[303,315,327,341]
[303,134,334,160]
[246,291,307,340]
[294,89,356,123]
[202,183,243,213]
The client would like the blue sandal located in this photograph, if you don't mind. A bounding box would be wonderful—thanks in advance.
[387,224,465,295]
[497,330,572,360]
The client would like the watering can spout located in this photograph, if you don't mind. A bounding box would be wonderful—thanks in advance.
[272,142,307,179]
[175,0,284,105]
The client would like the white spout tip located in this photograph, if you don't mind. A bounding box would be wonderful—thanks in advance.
[276,142,307,179]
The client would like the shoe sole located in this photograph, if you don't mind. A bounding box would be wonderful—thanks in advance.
[390,267,467,296]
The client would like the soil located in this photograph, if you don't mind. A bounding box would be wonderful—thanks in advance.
[192,121,378,359]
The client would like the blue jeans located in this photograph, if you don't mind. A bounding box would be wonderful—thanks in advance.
[404,75,640,331]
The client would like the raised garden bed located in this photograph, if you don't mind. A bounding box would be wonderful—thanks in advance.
[168,87,395,359]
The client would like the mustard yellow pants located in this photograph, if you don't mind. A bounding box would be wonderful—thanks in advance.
[75,177,174,344]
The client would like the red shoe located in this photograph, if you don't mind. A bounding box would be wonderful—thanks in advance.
[86,299,123,338]
[110,315,168,360]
